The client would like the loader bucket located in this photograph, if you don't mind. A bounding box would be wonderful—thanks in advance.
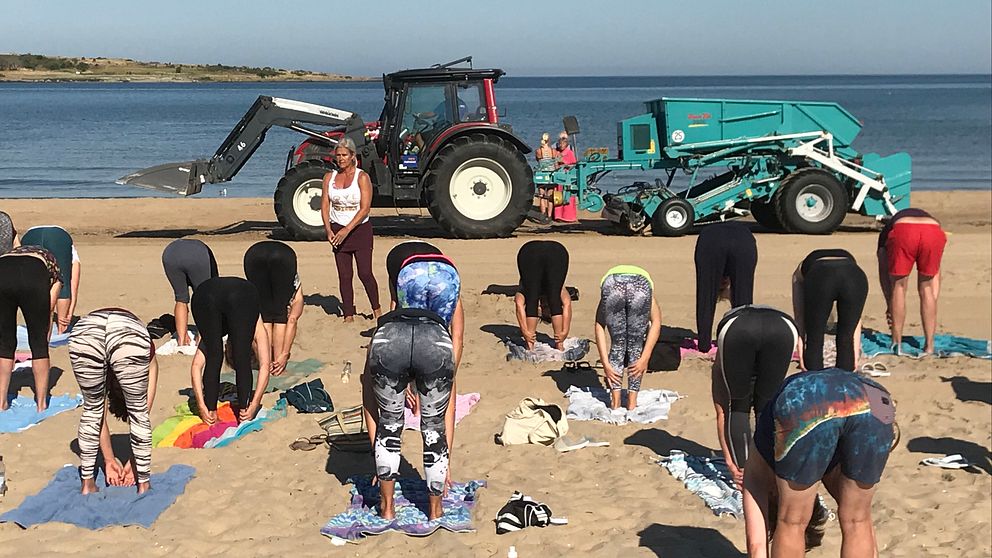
[116,160,207,196]
[859,151,912,216]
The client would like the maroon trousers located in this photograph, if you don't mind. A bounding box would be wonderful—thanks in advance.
[331,221,380,317]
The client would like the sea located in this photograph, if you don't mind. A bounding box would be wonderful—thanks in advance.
[0,74,989,199]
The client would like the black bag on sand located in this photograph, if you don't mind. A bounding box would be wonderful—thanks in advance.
[496,492,557,534]
[648,326,690,372]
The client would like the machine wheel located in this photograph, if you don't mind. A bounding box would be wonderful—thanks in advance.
[774,169,848,234]
[651,198,695,237]
[749,199,784,231]
[424,133,533,238]
[274,159,334,240]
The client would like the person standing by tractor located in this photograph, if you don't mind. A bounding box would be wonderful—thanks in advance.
[553,131,579,223]
[320,138,382,323]
[534,133,558,224]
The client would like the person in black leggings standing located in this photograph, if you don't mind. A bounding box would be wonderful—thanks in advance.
[793,249,868,371]
[189,277,271,424]
[385,241,442,309]
[162,239,218,346]
[694,222,757,352]
[244,241,303,376]
[515,240,572,350]
[711,304,800,487]
[0,246,61,412]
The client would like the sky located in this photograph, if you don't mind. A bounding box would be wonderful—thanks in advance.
[2,0,990,77]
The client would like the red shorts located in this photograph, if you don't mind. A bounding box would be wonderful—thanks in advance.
[886,222,946,277]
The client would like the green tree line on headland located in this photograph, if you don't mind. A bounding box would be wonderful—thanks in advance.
[0,53,92,72]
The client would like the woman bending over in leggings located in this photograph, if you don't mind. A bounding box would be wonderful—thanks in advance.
[0,246,61,412]
[515,240,572,350]
[711,304,800,488]
[595,265,662,410]
[69,308,158,494]
[694,221,757,352]
[189,277,271,424]
[792,249,868,371]
[162,238,218,346]
[244,241,303,375]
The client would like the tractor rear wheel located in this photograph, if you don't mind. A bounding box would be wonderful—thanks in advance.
[424,134,533,238]
[749,199,784,231]
[774,169,848,235]
[651,197,695,237]
[274,159,334,240]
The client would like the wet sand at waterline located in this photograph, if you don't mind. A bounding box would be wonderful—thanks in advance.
[0,191,989,557]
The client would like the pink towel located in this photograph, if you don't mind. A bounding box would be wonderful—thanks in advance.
[681,346,717,360]
[14,352,31,363]
[404,393,480,430]
[190,421,238,448]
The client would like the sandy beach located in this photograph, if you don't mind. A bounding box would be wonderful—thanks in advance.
[0,191,989,557]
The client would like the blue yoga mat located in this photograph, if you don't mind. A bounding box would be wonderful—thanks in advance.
[0,464,196,529]
[862,330,991,359]
[0,395,81,433]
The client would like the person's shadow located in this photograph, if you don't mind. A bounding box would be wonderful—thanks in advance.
[304,293,343,317]
[625,429,719,460]
[940,376,992,405]
[5,366,64,404]
[542,364,602,394]
[638,523,744,557]
[324,447,433,516]
[479,323,556,347]
[907,436,992,475]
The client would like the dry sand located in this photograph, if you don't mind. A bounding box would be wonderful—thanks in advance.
[0,191,989,557]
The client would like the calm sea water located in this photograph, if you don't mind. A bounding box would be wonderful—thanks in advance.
[0,75,989,198]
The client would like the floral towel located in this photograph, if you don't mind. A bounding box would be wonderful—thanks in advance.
[320,476,486,542]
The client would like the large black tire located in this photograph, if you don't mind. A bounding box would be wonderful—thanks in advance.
[749,199,784,231]
[423,133,533,238]
[651,197,695,237]
[274,159,334,240]
[774,169,848,235]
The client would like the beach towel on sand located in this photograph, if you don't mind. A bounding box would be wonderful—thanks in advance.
[320,476,486,543]
[16,324,70,352]
[504,337,590,363]
[659,450,742,518]
[405,393,480,430]
[219,358,325,393]
[152,399,286,449]
[0,395,82,433]
[861,329,991,359]
[0,464,195,529]
[564,386,681,425]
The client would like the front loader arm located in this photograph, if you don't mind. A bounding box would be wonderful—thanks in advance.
[117,96,365,195]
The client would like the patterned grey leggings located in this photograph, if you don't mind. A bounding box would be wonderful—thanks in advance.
[69,309,152,484]
[368,315,454,496]
[601,274,653,392]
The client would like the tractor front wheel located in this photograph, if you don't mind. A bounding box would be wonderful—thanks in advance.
[651,198,695,237]
[774,169,848,235]
[274,160,334,240]
[424,134,533,238]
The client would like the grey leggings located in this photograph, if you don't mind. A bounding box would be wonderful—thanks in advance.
[600,274,653,392]
[69,309,152,484]
[369,316,454,496]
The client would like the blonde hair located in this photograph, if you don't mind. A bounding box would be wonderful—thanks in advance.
[540,132,550,146]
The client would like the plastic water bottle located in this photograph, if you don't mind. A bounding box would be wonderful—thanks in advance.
[340,360,352,384]
[0,456,7,498]
[507,546,518,558]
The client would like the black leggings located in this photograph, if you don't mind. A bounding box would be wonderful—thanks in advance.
[802,259,868,371]
[0,256,51,359]
[244,241,298,323]
[517,240,569,318]
[716,306,798,467]
[191,277,260,410]
[694,222,757,352]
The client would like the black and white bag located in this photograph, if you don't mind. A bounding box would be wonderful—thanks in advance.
[495,492,567,534]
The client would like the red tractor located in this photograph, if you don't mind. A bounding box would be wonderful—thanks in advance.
[118,57,535,239]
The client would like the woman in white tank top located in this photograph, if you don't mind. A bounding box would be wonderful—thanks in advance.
[320,138,382,322]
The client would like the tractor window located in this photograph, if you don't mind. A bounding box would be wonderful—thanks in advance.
[456,82,486,122]
[402,84,450,134]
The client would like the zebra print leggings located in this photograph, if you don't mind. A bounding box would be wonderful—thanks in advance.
[69,309,152,484]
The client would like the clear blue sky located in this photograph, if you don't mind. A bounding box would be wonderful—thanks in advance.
[2,0,990,76]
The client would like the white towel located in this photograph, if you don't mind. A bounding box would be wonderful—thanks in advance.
[564,386,682,425]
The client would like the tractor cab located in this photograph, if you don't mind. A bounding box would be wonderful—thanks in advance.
[378,59,504,186]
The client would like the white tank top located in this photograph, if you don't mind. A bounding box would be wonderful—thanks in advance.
[326,169,368,226]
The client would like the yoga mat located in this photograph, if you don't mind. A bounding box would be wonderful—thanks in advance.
[0,395,82,433]
[219,358,325,393]
[320,476,486,542]
[404,393,480,430]
[0,464,195,529]
[861,329,991,359]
